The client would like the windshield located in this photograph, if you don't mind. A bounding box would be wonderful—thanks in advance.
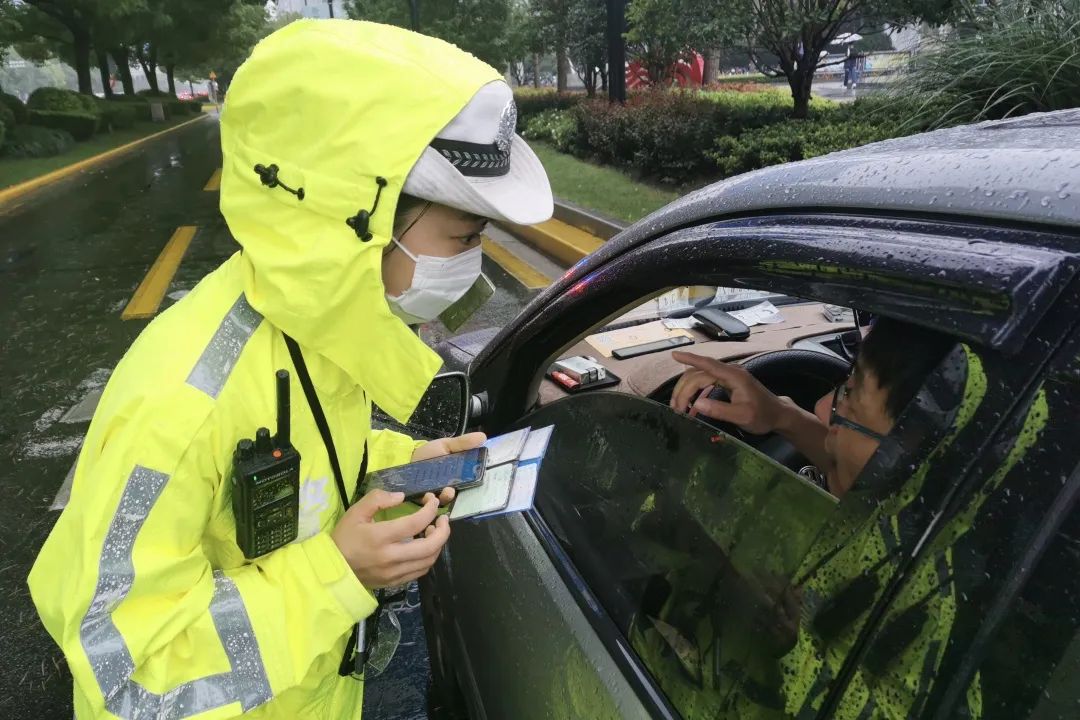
[599,286,794,333]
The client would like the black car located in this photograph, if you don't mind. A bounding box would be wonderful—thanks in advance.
[397,110,1080,720]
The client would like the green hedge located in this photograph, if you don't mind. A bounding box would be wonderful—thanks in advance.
[108,97,157,122]
[708,119,896,177]
[565,90,813,183]
[27,87,85,113]
[0,118,6,151]
[523,109,580,153]
[0,103,14,139]
[74,92,101,118]
[1,125,75,158]
[96,101,139,130]
[513,89,583,132]
[522,91,938,185]
[27,110,99,141]
[1,92,27,125]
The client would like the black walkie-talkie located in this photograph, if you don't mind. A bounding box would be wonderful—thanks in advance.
[232,370,301,559]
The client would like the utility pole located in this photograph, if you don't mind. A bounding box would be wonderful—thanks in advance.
[409,0,420,31]
[606,0,626,104]
[327,0,334,18]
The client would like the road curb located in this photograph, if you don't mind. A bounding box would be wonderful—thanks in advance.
[0,114,211,210]
[499,198,628,267]
[499,218,606,267]
[552,198,627,240]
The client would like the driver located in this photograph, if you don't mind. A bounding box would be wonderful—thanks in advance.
[669,316,950,499]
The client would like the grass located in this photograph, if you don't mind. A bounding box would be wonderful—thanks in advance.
[0,116,198,190]
[898,0,1080,130]
[530,141,680,224]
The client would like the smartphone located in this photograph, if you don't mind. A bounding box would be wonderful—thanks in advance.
[612,335,694,360]
[364,447,488,502]
[439,274,496,332]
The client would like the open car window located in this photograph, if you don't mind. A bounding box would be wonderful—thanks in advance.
[519,391,837,718]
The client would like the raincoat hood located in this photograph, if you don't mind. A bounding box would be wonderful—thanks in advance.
[220,19,502,422]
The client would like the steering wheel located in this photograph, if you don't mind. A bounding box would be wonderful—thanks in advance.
[651,349,851,470]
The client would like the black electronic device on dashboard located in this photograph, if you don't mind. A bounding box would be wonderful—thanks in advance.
[692,307,751,341]
[612,335,694,360]
[232,370,301,559]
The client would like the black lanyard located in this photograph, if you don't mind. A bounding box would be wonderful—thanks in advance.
[283,334,366,509]
[282,334,378,679]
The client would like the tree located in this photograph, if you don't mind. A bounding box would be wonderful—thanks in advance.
[7,0,144,95]
[567,0,607,96]
[726,0,964,118]
[504,0,545,87]
[625,0,727,85]
[527,0,572,90]
[347,0,513,70]
[174,1,270,94]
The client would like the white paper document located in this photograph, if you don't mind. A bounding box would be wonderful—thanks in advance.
[450,425,553,521]
[729,301,784,327]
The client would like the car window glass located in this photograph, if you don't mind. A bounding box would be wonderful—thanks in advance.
[526,391,836,717]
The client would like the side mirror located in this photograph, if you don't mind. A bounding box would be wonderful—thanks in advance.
[371,372,471,441]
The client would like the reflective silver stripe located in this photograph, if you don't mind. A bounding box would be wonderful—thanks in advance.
[209,571,273,710]
[186,294,263,399]
[79,465,273,718]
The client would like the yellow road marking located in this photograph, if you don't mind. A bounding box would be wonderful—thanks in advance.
[0,115,211,212]
[122,226,198,320]
[482,236,551,290]
[500,219,605,266]
[203,168,221,191]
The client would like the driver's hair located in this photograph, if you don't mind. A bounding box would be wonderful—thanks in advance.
[857,317,955,421]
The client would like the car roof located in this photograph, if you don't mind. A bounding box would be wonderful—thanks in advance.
[623,108,1080,243]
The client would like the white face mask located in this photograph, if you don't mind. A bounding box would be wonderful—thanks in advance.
[386,237,483,324]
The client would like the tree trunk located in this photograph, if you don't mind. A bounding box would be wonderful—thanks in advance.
[96,50,113,98]
[702,48,719,86]
[789,69,813,119]
[111,49,136,95]
[532,53,540,88]
[583,64,596,97]
[72,30,94,94]
[166,64,176,96]
[600,64,608,92]
[139,53,160,93]
[556,47,568,92]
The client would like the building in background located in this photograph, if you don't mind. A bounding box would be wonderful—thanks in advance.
[274,0,348,20]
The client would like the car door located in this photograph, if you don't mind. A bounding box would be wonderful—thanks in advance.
[455,214,1080,718]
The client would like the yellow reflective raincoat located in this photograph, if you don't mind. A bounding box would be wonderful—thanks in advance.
[29,19,503,719]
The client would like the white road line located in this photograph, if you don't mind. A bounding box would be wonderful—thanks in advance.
[50,460,78,511]
[24,437,83,459]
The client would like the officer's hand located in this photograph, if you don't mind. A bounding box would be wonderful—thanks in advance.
[669,352,791,435]
[411,432,487,506]
[332,489,450,589]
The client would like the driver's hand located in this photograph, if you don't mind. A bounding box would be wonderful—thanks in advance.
[669,352,791,435]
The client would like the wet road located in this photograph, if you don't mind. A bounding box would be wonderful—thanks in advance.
[0,117,539,718]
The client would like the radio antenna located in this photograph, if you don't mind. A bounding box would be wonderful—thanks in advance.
[275,370,290,448]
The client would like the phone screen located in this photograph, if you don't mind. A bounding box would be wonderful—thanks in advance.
[364,447,488,500]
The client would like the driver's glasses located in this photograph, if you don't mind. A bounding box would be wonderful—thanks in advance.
[830,382,886,442]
